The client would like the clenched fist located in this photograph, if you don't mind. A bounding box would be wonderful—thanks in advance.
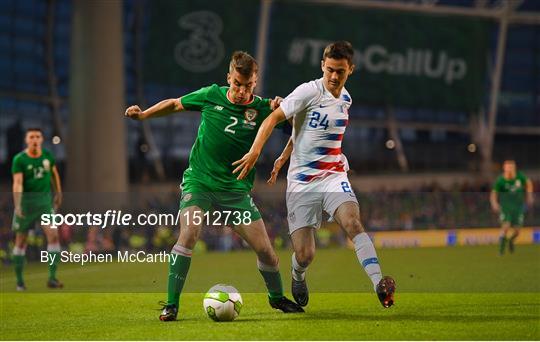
[270,96,283,111]
[125,105,144,120]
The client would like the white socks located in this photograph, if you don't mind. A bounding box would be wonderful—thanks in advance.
[288,234,382,289]
[291,253,307,281]
[171,244,192,257]
[13,246,26,256]
[353,233,382,291]
[257,259,279,272]
[47,243,61,253]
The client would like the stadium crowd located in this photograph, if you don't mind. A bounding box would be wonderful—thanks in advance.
[0,179,537,262]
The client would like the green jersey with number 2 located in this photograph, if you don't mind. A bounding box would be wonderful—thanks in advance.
[180,84,273,192]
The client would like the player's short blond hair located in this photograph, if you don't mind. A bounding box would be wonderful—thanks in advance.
[229,51,258,77]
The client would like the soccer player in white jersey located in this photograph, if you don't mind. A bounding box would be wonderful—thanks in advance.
[233,41,395,308]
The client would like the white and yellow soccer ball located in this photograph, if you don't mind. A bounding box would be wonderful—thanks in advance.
[203,284,243,321]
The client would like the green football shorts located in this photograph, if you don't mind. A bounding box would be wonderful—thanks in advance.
[179,179,261,226]
[12,204,54,233]
[499,210,524,227]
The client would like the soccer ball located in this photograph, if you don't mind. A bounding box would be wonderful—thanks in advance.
[203,284,243,322]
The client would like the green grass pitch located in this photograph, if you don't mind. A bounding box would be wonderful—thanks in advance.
[1,245,539,340]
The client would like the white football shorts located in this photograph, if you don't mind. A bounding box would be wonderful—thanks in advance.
[286,172,358,234]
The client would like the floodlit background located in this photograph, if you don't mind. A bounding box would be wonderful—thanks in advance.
[0,2,539,340]
[0,0,539,255]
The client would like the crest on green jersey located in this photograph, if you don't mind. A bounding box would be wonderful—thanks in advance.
[244,108,258,121]
[182,193,193,202]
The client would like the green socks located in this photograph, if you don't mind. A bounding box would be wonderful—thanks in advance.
[165,247,284,308]
[167,245,193,307]
[13,245,61,287]
[499,236,507,255]
[508,233,518,253]
[257,260,284,301]
[48,251,60,280]
[47,244,62,281]
[13,254,25,286]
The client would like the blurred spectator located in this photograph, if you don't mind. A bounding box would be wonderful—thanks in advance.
[0,179,537,261]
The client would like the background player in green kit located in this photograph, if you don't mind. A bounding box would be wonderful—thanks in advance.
[490,160,534,255]
[125,51,303,321]
[11,128,63,290]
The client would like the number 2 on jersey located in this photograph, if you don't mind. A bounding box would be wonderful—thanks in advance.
[308,111,329,130]
[341,181,352,193]
[224,116,238,134]
[33,167,44,179]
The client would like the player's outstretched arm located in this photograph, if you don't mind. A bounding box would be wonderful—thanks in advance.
[51,165,63,210]
[12,172,23,218]
[125,98,185,120]
[232,108,287,180]
[267,136,293,185]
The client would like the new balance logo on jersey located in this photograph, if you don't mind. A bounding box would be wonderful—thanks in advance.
[214,105,224,111]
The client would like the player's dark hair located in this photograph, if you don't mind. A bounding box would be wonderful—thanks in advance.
[323,41,354,65]
[229,51,258,77]
[503,159,517,167]
[26,127,43,134]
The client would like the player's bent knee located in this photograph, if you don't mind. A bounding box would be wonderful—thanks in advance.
[295,247,315,267]
[256,246,279,266]
[178,225,201,249]
[260,254,279,268]
[178,236,197,249]
[342,218,364,238]
[48,236,59,244]
[46,231,60,243]
[15,234,28,247]
[15,241,27,249]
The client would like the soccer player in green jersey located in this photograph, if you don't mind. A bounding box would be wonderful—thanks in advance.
[125,51,304,321]
[490,160,534,255]
[11,128,63,290]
